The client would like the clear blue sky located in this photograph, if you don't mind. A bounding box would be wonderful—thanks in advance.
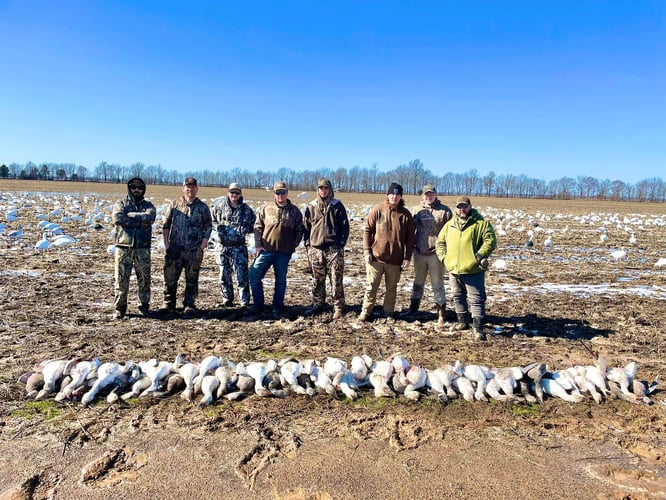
[1,1,664,183]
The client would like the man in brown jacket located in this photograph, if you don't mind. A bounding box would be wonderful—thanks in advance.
[359,182,415,322]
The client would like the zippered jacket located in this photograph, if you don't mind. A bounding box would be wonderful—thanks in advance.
[254,199,303,255]
[304,197,349,249]
[436,209,496,274]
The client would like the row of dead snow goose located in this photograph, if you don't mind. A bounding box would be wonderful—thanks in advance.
[18,353,660,409]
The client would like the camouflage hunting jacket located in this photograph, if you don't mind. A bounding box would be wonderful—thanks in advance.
[112,195,157,248]
[163,197,212,251]
[211,195,256,247]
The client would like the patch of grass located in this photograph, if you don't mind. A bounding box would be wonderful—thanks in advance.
[510,403,540,416]
[11,400,62,420]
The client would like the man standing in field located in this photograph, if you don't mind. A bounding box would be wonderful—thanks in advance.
[303,178,350,319]
[160,177,212,315]
[359,182,415,322]
[111,177,157,319]
[436,196,497,340]
[249,181,303,319]
[211,183,256,308]
[404,184,452,325]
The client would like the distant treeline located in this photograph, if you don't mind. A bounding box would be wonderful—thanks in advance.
[2,159,664,202]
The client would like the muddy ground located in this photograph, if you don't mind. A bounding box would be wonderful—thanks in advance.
[1,181,665,499]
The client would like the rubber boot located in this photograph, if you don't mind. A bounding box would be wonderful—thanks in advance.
[400,299,420,319]
[472,317,487,341]
[450,312,470,331]
[437,304,446,326]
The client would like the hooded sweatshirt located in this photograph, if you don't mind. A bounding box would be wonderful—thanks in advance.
[111,177,157,248]
[363,200,415,265]
[303,189,350,249]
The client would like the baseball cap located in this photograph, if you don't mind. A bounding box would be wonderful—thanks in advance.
[273,181,288,192]
[183,177,198,186]
[422,184,436,194]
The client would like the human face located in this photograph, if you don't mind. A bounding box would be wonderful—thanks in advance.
[183,183,198,201]
[387,193,402,206]
[318,186,330,198]
[274,189,288,205]
[456,202,471,219]
[422,192,436,204]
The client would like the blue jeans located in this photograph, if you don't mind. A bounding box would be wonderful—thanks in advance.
[249,250,291,309]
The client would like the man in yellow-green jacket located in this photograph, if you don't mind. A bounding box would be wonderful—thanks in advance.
[436,196,496,340]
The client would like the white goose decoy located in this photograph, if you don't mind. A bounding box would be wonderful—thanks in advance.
[610,248,627,260]
[629,233,637,245]
[491,259,507,272]
[34,232,50,251]
[655,258,666,268]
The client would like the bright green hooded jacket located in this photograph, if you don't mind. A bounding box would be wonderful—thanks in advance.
[436,208,497,274]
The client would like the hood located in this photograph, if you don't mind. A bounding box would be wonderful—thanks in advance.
[127,177,146,202]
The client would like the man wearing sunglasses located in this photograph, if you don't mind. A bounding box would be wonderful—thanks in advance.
[249,181,303,319]
[436,196,497,340]
[111,177,157,319]
[211,183,256,309]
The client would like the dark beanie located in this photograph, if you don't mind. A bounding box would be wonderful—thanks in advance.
[387,182,403,196]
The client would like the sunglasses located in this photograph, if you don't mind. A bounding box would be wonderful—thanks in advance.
[456,204,469,209]
[229,191,241,195]
[275,190,287,195]
[129,185,144,190]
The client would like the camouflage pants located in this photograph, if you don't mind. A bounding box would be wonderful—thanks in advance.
[114,246,151,312]
[163,246,203,308]
[215,245,250,305]
[306,246,345,309]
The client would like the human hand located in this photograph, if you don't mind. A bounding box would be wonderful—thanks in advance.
[364,254,373,264]
[475,253,489,271]
[401,259,410,270]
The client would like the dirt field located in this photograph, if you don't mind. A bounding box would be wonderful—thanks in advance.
[1,180,665,499]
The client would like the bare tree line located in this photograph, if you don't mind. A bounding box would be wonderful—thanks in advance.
[2,159,664,202]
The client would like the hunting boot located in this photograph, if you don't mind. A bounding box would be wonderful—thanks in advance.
[450,312,470,331]
[333,306,343,319]
[472,317,487,341]
[400,299,420,319]
[437,304,447,326]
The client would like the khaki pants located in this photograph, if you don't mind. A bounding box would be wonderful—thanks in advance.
[361,261,402,315]
[412,252,446,306]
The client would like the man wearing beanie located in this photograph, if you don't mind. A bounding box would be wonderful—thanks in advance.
[359,182,415,322]
[436,195,497,340]
[111,177,157,319]
[404,184,452,324]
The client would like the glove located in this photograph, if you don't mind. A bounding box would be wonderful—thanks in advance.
[401,259,410,270]
[475,253,489,271]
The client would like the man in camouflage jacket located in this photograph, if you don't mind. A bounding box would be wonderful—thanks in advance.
[160,177,212,314]
[303,178,349,319]
[111,177,157,319]
[211,183,256,307]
